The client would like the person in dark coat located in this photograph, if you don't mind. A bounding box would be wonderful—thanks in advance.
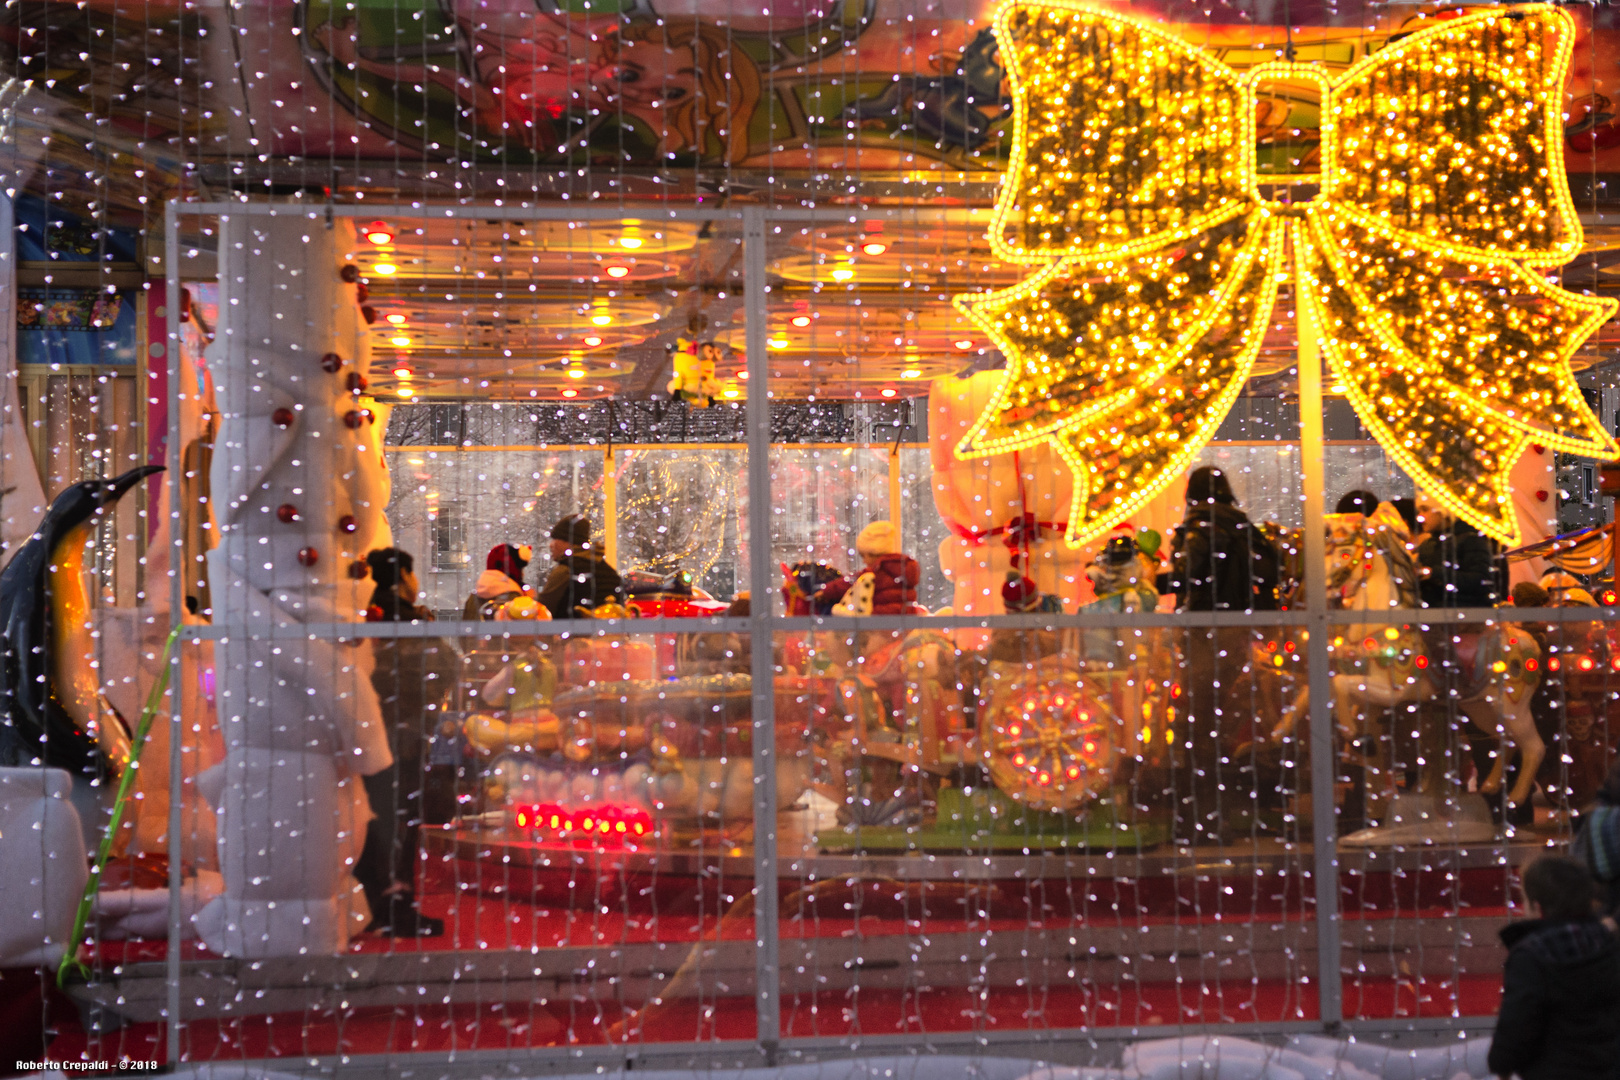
[1487,855,1620,1080]
[1166,466,1283,843]
[1415,499,1505,608]
[1168,466,1280,613]
[356,547,455,936]
[1575,761,1620,919]
[1413,498,1517,823]
[537,514,624,619]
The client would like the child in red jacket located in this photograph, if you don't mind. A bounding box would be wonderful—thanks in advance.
[833,521,923,616]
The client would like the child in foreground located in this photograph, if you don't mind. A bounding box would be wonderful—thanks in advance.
[1487,854,1620,1080]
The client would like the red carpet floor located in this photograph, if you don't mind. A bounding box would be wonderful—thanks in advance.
[46,976,1505,1066]
[49,855,1515,1068]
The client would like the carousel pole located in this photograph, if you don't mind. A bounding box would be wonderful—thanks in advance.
[1296,276,1344,1031]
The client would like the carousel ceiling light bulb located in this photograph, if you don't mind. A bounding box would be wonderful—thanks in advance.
[393,365,412,378]
[590,313,612,326]
[616,235,643,250]
[583,334,603,347]
[768,337,789,350]
[605,265,630,278]
[791,315,812,327]
[396,387,414,398]
[385,313,406,325]
[881,387,898,398]
[562,388,579,397]
[372,262,397,276]
[830,267,854,282]
[723,387,740,398]
[862,241,888,255]
[569,368,585,379]
[390,336,410,347]
[902,369,922,379]
[954,339,975,350]
[365,224,394,245]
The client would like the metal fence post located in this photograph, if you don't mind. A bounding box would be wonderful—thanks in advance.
[164,201,184,1066]
[1298,293,1344,1031]
[743,207,781,1059]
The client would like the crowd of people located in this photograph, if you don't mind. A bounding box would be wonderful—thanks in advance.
[1162,464,1511,615]
[349,476,1620,930]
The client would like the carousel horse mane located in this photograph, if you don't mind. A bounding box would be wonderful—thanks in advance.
[1324,507,1421,612]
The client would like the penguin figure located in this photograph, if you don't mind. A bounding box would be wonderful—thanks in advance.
[0,465,163,777]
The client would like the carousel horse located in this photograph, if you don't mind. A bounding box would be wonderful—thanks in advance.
[1294,508,1544,814]
[1321,508,1428,741]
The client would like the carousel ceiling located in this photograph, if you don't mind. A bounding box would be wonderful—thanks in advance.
[343,210,1620,403]
[4,0,1618,402]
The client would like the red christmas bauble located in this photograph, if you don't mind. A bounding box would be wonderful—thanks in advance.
[343,410,365,429]
[320,353,344,373]
[272,407,295,428]
[276,504,300,523]
[297,547,319,567]
[345,372,369,394]
[337,515,358,534]
[347,559,370,579]
[340,264,359,284]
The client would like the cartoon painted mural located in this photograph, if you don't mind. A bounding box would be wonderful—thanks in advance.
[289,0,1620,173]
[1,0,1617,210]
[297,0,1010,169]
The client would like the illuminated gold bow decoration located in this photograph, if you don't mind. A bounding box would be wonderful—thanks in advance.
[957,2,1616,548]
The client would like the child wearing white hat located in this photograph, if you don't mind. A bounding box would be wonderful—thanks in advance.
[832,520,922,617]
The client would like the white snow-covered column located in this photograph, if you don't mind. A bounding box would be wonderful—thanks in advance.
[194,215,392,957]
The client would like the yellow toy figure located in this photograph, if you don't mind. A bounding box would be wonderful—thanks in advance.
[667,337,721,408]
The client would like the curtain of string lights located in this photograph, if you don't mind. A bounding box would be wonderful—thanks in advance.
[2,0,1619,1074]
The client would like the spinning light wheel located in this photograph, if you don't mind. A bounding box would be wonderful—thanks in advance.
[981,671,1118,813]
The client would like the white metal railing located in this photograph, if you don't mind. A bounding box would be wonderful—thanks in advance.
[153,198,1566,1069]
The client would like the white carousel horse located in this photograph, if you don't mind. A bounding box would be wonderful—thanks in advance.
[1312,508,1543,810]
[1321,508,1428,742]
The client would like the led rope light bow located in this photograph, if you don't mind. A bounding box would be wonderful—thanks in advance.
[957,1,1617,548]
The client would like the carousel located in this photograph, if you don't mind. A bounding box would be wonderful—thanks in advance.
[3,0,1620,1062]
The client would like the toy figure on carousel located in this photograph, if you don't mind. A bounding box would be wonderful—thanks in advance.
[781,561,849,616]
[667,336,722,408]
[1084,525,1162,614]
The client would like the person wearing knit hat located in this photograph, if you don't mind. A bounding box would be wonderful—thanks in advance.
[834,520,922,616]
[463,542,533,620]
[538,513,624,618]
[855,520,900,559]
[550,512,591,548]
